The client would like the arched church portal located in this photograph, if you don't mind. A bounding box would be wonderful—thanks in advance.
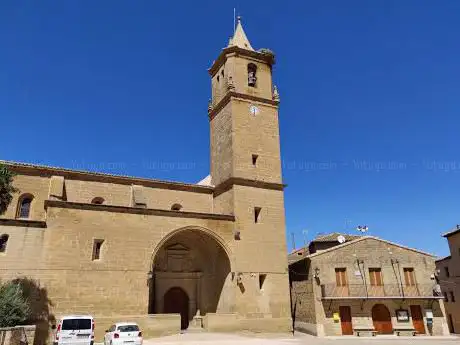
[148,228,232,328]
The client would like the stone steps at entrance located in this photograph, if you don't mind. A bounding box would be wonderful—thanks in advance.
[183,326,205,334]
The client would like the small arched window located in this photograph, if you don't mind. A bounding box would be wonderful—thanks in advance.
[91,197,105,205]
[247,63,257,87]
[0,234,9,253]
[17,194,33,219]
[171,203,183,211]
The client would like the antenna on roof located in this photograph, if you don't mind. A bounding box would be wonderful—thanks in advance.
[302,229,308,247]
[291,232,296,251]
[233,8,236,34]
[356,225,369,233]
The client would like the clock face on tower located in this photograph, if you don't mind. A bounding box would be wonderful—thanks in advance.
[249,105,260,116]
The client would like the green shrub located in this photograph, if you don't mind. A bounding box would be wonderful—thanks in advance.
[0,163,18,215]
[0,281,30,327]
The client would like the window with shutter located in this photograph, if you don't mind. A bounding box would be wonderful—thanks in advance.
[335,268,348,286]
[403,268,416,286]
[369,268,383,286]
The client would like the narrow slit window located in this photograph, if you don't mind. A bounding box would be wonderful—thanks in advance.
[0,234,9,253]
[450,291,456,302]
[259,274,267,290]
[445,266,450,278]
[254,207,262,223]
[252,154,258,166]
[92,239,104,261]
[17,195,33,219]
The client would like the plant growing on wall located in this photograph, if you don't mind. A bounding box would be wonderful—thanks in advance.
[0,281,30,327]
[0,163,17,215]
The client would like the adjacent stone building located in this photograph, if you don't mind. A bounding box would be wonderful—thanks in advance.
[289,233,449,336]
[0,19,292,340]
[435,226,460,333]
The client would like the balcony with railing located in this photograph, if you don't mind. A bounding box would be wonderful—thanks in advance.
[320,283,443,299]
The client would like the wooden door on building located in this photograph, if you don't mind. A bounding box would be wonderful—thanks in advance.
[339,306,353,335]
[403,267,417,296]
[368,268,383,297]
[372,304,393,334]
[335,268,349,297]
[410,305,426,334]
[164,287,189,329]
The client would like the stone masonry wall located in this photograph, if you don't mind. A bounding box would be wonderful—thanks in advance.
[231,99,281,184]
[210,102,233,186]
[289,260,317,335]
[0,174,213,222]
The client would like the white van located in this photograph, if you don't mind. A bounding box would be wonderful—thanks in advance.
[53,315,95,345]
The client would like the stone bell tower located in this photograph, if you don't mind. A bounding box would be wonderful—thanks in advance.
[208,18,291,330]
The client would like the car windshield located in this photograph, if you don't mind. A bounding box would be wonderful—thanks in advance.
[117,325,139,332]
[61,319,91,330]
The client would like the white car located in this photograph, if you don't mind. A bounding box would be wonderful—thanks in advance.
[104,323,143,345]
[53,315,95,345]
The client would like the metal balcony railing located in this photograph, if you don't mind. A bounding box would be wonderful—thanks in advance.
[320,283,442,299]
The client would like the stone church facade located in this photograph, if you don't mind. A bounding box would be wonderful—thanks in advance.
[0,19,291,339]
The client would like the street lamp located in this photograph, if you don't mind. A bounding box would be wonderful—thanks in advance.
[313,267,320,278]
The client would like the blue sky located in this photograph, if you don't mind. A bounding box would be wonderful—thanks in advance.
[1,1,459,257]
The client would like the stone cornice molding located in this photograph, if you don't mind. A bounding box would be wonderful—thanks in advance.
[209,46,275,76]
[214,177,286,197]
[44,200,235,222]
[208,92,279,121]
[0,218,47,228]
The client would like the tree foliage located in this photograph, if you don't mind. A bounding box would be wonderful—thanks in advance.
[0,281,30,327]
[0,163,17,215]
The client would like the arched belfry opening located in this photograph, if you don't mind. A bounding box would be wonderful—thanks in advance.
[148,228,232,328]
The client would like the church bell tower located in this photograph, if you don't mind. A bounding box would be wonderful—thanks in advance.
[208,17,291,327]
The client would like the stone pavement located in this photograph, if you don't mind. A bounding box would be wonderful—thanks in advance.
[143,332,459,345]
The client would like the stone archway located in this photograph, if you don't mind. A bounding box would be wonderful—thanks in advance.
[149,228,232,328]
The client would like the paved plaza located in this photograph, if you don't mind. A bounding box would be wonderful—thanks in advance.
[143,332,459,345]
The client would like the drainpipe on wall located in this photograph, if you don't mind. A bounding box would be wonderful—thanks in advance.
[391,258,405,299]
[356,258,368,299]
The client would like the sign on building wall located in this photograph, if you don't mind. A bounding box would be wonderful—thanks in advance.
[333,312,340,322]
[396,309,409,322]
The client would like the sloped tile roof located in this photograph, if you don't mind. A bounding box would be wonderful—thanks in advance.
[313,232,362,242]
[288,247,310,264]
[442,225,460,238]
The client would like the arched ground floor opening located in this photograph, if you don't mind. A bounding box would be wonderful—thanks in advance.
[164,287,189,329]
[148,228,232,329]
[372,304,393,334]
